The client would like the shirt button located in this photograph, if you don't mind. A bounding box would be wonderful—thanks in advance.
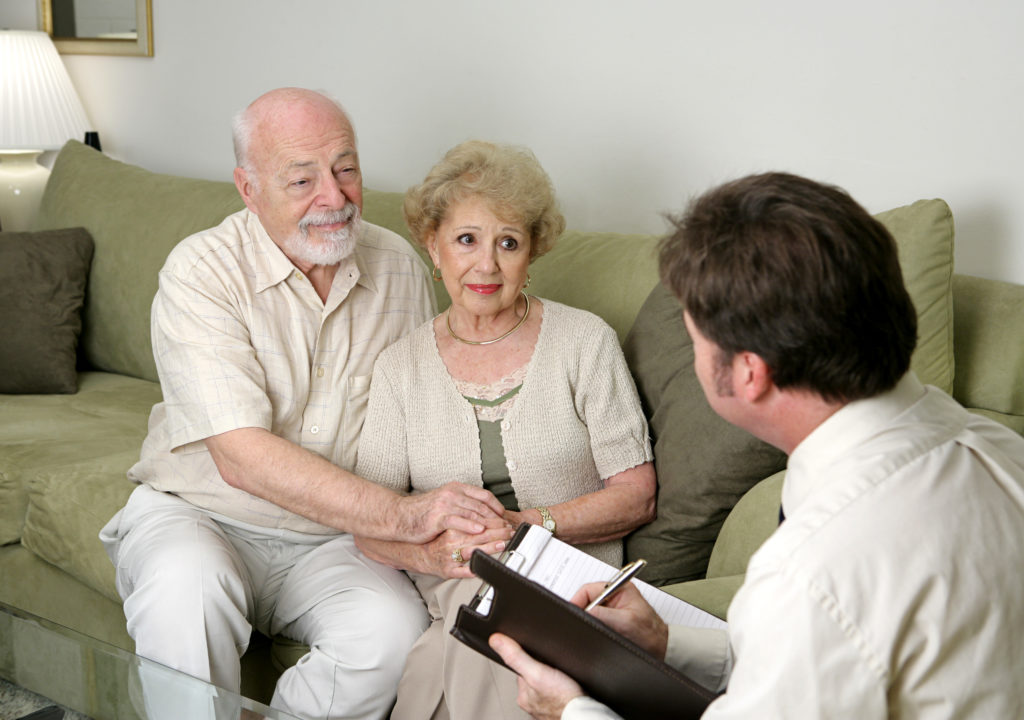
[316,367,325,378]
[501,420,511,430]
[293,271,302,280]
[310,425,320,435]
[507,460,517,471]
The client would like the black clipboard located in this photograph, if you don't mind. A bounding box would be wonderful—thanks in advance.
[451,549,719,720]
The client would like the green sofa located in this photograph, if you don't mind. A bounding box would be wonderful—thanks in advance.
[2,140,1023,708]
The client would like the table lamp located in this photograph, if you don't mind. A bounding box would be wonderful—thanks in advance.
[0,30,91,232]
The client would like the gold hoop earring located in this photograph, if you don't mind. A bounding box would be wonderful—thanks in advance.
[432,266,442,282]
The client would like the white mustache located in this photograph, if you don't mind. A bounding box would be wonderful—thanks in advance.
[299,204,358,234]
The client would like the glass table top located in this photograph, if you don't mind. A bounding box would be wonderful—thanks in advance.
[0,602,300,720]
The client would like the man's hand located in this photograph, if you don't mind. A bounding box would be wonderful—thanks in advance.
[489,633,584,720]
[571,581,669,660]
[398,482,506,543]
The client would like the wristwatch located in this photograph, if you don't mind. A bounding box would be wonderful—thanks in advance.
[537,506,557,535]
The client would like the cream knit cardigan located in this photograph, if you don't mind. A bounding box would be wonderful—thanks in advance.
[356,299,653,564]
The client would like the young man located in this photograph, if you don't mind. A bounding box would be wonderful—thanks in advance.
[491,172,1024,719]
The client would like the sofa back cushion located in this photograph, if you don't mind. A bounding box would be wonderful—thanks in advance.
[34,141,245,383]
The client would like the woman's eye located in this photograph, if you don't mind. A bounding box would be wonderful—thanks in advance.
[500,237,519,250]
[457,233,475,245]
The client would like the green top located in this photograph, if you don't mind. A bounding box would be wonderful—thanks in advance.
[464,386,522,511]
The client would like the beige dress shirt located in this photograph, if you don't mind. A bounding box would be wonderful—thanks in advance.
[128,209,435,533]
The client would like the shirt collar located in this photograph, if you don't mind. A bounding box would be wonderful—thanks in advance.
[783,372,927,513]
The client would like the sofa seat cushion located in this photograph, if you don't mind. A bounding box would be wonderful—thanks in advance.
[0,372,160,546]
[0,227,94,394]
[22,447,141,603]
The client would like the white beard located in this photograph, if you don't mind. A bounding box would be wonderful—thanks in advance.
[283,204,362,266]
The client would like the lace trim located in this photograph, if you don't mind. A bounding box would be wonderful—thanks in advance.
[456,364,528,422]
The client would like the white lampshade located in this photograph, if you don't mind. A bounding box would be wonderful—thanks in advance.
[0,30,90,150]
[1,30,92,231]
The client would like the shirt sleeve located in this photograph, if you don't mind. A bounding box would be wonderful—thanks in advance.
[152,262,273,452]
[562,696,623,720]
[664,625,732,694]
[574,319,654,479]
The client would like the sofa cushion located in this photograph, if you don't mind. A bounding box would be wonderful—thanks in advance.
[0,227,94,394]
[22,448,140,603]
[623,199,956,587]
[33,141,246,383]
[0,372,160,545]
[623,283,788,586]
[876,198,955,394]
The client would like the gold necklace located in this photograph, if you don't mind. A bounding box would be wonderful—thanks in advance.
[447,291,531,346]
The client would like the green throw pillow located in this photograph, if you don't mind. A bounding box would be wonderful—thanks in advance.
[0,228,94,393]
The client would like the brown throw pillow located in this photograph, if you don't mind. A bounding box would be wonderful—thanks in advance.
[622,283,787,586]
[0,228,94,393]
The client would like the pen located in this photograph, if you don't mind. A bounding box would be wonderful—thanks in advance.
[585,558,647,611]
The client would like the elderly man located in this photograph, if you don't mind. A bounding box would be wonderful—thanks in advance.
[491,172,1024,719]
[100,87,505,720]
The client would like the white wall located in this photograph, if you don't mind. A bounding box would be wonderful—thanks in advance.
[5,0,1024,283]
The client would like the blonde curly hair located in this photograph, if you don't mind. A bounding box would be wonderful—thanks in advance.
[403,141,565,261]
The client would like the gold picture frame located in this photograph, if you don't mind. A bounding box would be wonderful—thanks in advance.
[40,0,153,57]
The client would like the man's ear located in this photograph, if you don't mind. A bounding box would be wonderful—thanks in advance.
[233,167,258,213]
[735,351,773,403]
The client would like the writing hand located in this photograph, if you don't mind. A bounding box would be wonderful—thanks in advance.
[570,581,668,660]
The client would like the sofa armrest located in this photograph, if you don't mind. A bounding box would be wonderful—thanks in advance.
[661,574,744,621]
[704,471,784,579]
[952,274,1024,435]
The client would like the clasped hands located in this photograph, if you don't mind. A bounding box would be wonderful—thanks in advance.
[399,482,515,578]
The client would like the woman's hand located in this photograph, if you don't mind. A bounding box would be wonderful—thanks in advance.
[426,517,515,578]
[355,512,514,579]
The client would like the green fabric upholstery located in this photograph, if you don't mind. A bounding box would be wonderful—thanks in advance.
[876,199,955,394]
[660,574,745,620]
[33,141,245,383]
[952,274,1024,433]
[705,470,784,579]
[0,228,94,394]
[0,372,160,546]
[22,448,140,604]
[528,231,661,344]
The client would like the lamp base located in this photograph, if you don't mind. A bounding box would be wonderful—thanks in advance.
[0,151,50,232]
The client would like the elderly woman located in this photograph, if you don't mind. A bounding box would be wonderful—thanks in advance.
[354,140,656,720]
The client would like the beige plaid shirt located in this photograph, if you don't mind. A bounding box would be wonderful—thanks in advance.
[128,209,435,533]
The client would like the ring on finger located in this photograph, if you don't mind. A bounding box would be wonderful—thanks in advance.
[451,547,465,564]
